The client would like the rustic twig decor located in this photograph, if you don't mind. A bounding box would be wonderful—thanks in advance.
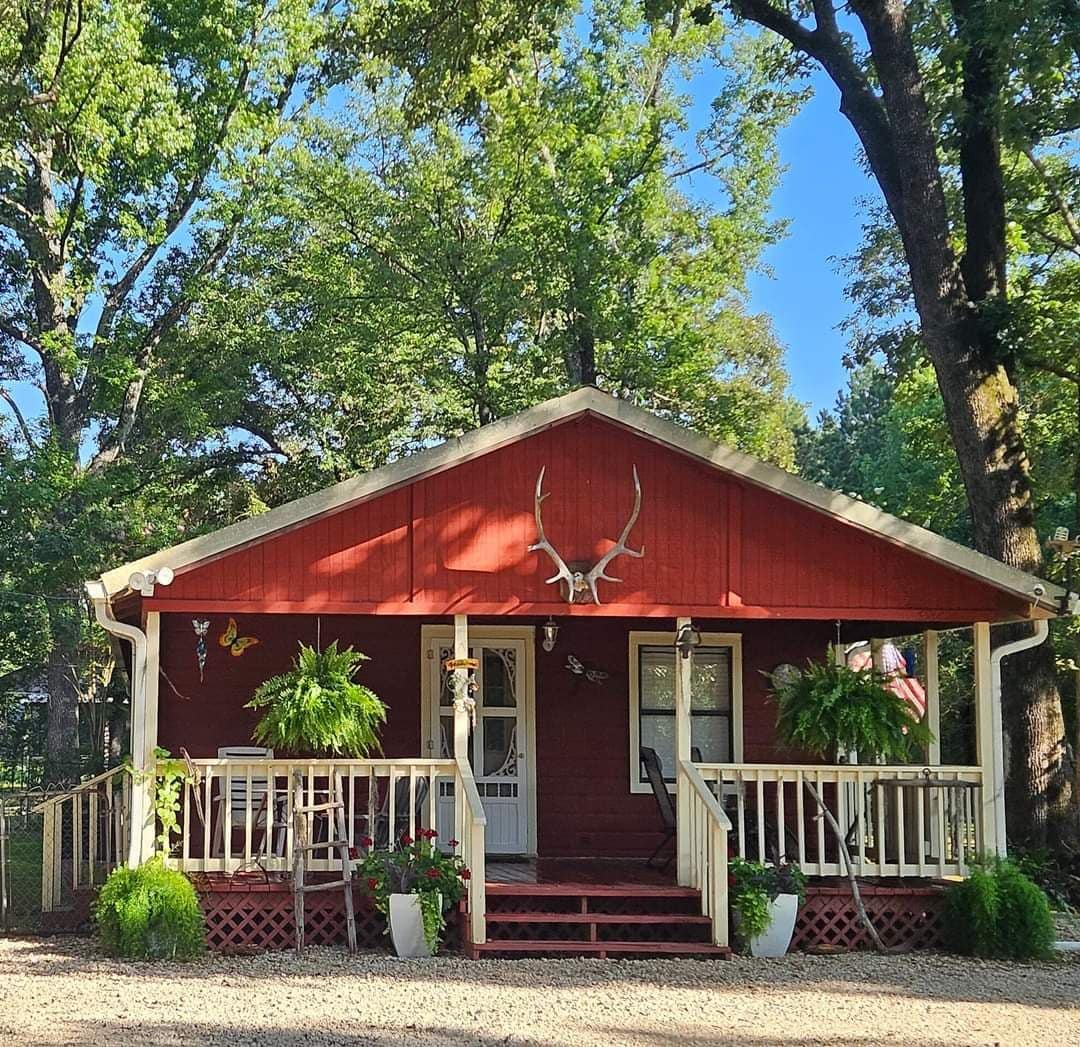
[528,466,645,603]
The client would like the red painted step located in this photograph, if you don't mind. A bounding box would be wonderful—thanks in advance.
[472,939,732,958]
[486,882,699,898]
[486,912,712,925]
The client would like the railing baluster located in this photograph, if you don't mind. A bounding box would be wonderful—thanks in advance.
[755,774,765,863]
[896,778,906,875]
[736,771,746,859]
[409,766,417,839]
[73,793,82,890]
[182,778,191,867]
[87,790,98,886]
[776,771,786,863]
[244,765,253,865]
[815,770,825,867]
[916,783,926,876]
[795,770,806,868]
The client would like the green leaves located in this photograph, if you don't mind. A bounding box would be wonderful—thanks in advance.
[245,641,387,757]
[771,656,934,764]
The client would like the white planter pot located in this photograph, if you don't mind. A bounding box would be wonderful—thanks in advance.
[388,893,436,958]
[748,893,799,958]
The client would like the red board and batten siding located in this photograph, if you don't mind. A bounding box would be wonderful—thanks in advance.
[146,417,1019,621]
[158,611,830,859]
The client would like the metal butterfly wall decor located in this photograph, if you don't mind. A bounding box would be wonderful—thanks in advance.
[565,654,609,683]
[218,617,260,656]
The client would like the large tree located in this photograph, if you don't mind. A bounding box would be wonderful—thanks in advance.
[723,0,1078,845]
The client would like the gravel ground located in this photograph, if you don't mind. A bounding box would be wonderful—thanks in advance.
[0,938,1077,1047]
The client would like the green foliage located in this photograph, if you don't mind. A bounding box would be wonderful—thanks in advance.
[93,858,206,960]
[728,857,805,949]
[771,656,933,763]
[357,829,470,952]
[943,857,1055,961]
[246,641,387,756]
[131,748,193,853]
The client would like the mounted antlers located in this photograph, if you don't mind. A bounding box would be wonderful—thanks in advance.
[528,466,645,604]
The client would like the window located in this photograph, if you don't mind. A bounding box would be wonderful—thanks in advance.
[628,632,742,792]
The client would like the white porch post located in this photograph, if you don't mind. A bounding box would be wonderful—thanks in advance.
[129,610,161,866]
[453,614,470,762]
[924,630,941,766]
[973,621,1004,856]
[674,616,693,886]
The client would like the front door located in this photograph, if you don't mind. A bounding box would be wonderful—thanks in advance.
[424,632,533,855]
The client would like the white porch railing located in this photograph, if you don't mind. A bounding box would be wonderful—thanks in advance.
[698,763,985,878]
[34,766,131,911]
[173,756,487,942]
[677,760,731,947]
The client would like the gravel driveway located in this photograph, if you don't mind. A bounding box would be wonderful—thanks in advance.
[0,938,1076,1046]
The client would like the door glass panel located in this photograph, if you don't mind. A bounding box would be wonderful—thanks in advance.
[482,717,517,776]
[483,648,517,707]
[439,715,454,759]
[691,715,730,763]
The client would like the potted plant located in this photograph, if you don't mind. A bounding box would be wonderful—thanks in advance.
[770,655,932,762]
[357,829,470,957]
[245,641,387,755]
[729,857,806,957]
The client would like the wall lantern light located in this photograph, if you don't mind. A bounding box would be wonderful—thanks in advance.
[542,617,560,653]
[675,621,702,660]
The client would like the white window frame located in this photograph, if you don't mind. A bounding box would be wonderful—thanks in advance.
[627,630,744,795]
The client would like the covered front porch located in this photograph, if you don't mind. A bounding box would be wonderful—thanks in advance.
[43,606,1004,955]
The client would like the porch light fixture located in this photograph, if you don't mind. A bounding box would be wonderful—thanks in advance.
[542,617,559,652]
[675,621,702,660]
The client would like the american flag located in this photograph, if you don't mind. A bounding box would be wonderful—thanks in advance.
[848,642,926,719]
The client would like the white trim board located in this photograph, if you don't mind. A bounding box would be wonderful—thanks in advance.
[628,630,744,796]
[93,387,1069,616]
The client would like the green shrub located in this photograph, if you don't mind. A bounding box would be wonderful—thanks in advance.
[94,858,205,960]
[943,857,1054,961]
[246,641,387,756]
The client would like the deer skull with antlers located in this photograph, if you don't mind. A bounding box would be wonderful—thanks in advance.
[528,466,645,604]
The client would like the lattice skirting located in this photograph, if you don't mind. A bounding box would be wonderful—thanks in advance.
[792,883,947,953]
[192,875,461,955]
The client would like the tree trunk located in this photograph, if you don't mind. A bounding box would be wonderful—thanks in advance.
[44,602,81,786]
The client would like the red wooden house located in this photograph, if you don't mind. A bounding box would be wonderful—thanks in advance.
[53,388,1067,955]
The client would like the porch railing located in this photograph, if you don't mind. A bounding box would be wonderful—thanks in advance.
[698,763,985,878]
[174,757,487,941]
[34,766,131,912]
[677,760,731,947]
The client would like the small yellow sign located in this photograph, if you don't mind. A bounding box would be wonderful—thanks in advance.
[443,657,480,671]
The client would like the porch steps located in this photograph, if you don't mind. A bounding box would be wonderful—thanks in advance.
[472,881,731,959]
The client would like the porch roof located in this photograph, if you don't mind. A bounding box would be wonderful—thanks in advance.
[91,387,1070,618]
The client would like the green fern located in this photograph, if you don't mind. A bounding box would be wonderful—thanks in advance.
[245,641,388,756]
[771,657,932,762]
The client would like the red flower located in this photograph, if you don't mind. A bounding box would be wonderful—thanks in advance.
[367,878,380,892]
[358,836,373,848]
[425,867,440,879]
[447,839,459,847]
[728,874,737,886]
[401,833,413,846]
[461,868,471,880]
[347,846,358,860]
[420,828,438,840]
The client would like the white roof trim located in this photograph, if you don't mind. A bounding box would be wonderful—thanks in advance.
[95,386,1068,615]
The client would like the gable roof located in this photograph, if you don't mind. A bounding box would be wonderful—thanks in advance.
[94,387,1070,617]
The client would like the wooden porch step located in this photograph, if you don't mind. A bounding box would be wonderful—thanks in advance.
[471,939,731,958]
[486,912,712,925]
[485,882,699,898]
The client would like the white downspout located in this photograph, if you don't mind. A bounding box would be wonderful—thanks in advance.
[86,579,148,867]
[989,619,1050,855]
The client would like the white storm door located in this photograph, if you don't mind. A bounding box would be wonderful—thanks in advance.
[428,637,530,855]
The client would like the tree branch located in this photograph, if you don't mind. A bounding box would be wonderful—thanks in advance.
[0,319,44,356]
[1026,354,1080,385]
[1023,146,1080,252]
[0,387,37,447]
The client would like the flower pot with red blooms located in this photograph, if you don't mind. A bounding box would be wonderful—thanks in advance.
[357,828,470,956]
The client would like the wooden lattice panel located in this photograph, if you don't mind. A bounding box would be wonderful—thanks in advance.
[194,878,460,955]
[792,884,946,953]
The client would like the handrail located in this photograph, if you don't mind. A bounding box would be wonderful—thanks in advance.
[678,759,730,948]
[695,762,982,775]
[186,757,458,770]
[454,756,487,946]
[680,760,732,830]
[32,765,130,813]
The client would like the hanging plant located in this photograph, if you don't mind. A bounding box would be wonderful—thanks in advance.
[245,641,387,756]
[770,656,933,763]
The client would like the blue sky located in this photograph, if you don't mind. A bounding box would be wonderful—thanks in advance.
[742,71,879,415]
